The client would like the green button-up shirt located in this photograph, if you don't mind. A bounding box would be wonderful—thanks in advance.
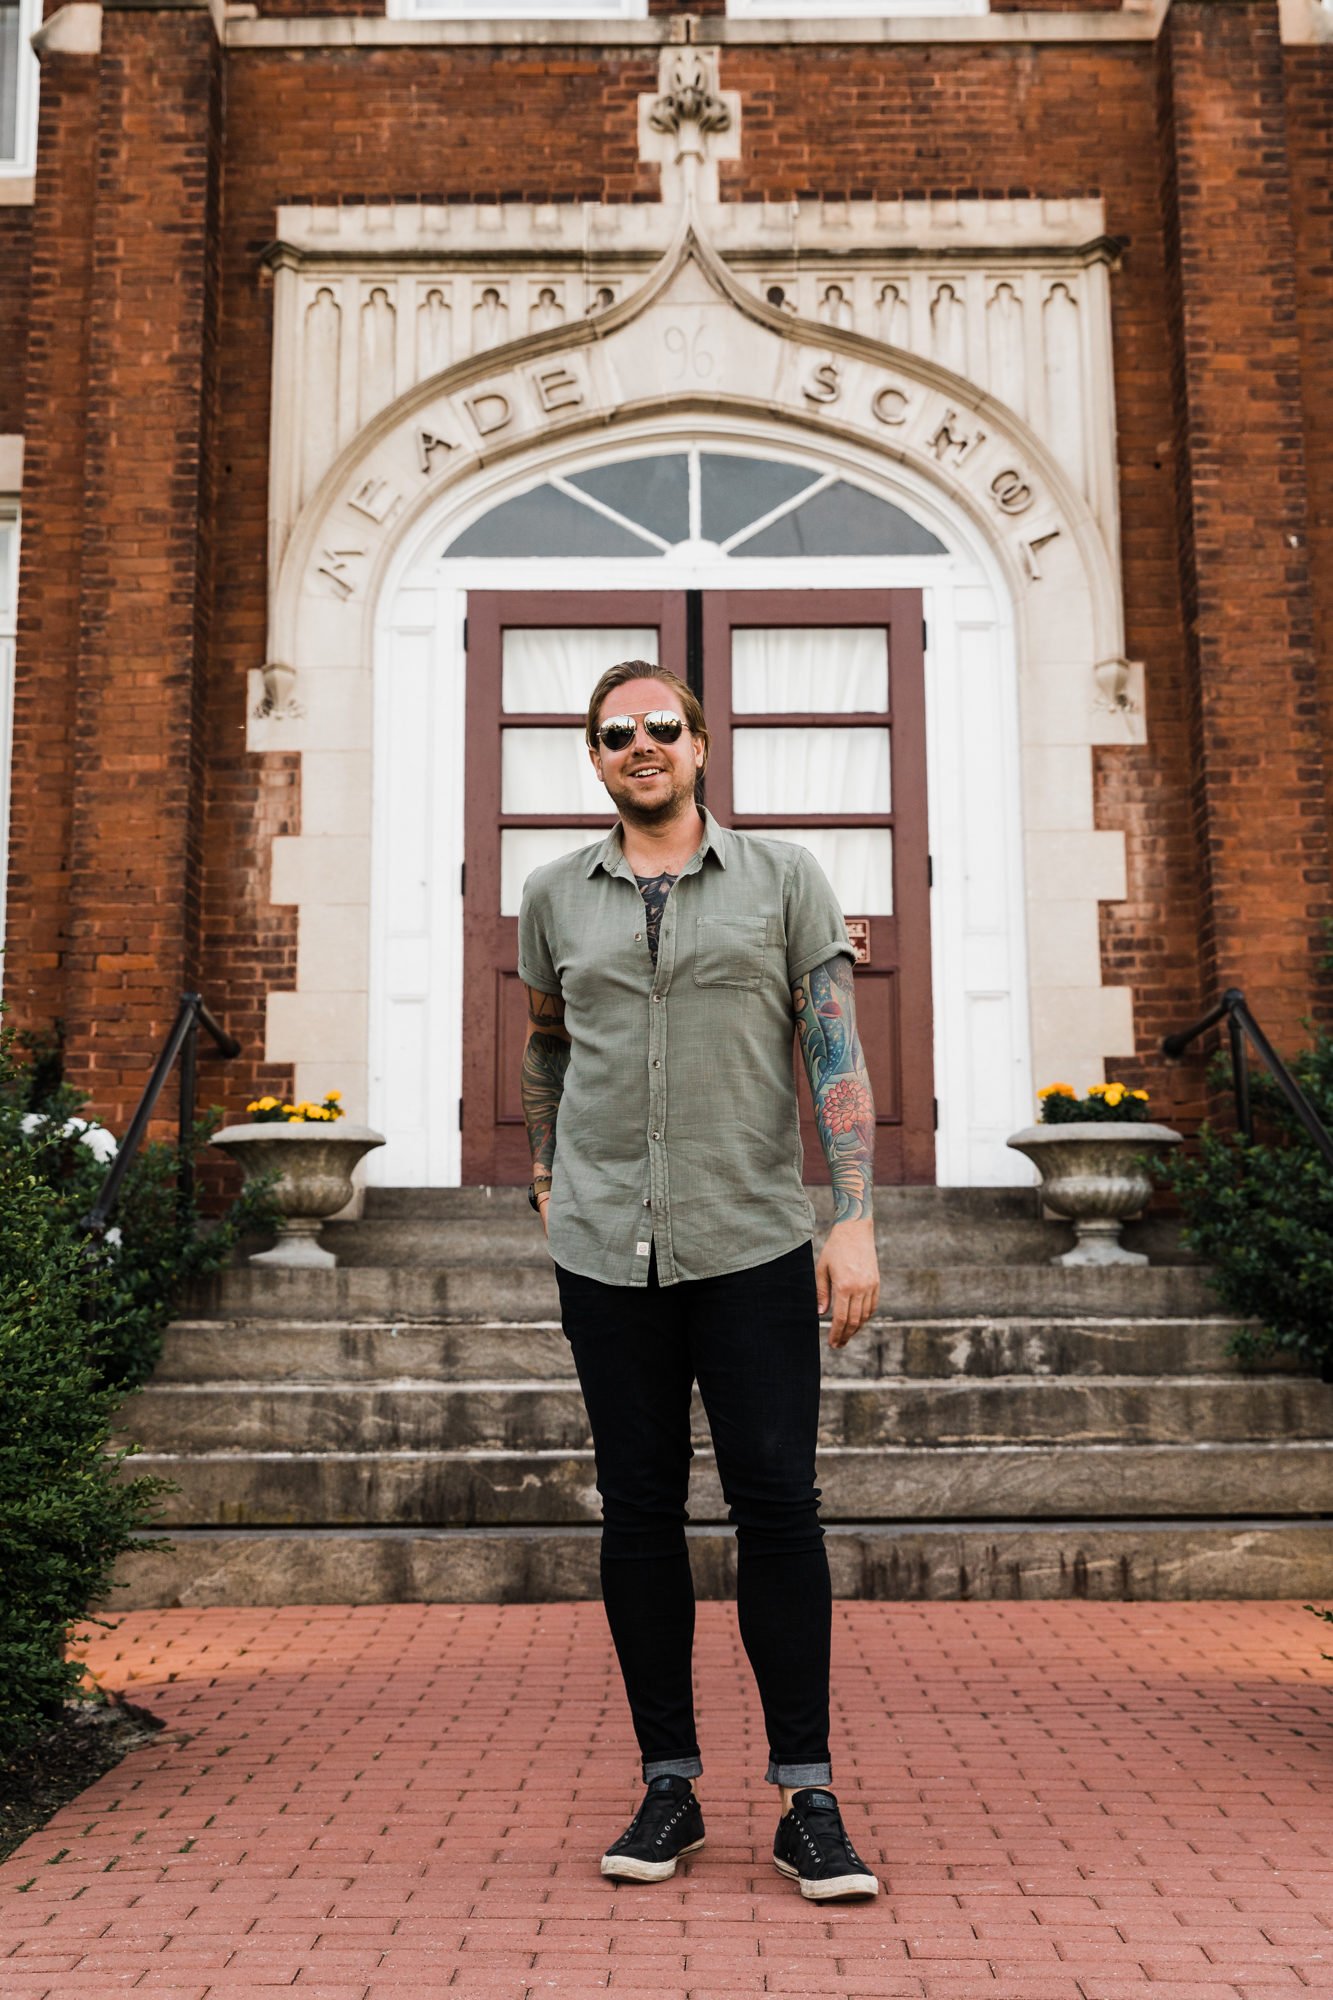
[518,808,854,1287]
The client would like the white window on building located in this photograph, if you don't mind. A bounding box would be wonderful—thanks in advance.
[0,0,39,177]
[728,0,985,14]
[0,507,16,972]
[389,0,645,18]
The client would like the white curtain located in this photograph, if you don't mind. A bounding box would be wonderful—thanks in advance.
[733,726,891,815]
[502,727,610,815]
[502,826,607,915]
[502,627,658,713]
[732,627,887,714]
[766,828,894,915]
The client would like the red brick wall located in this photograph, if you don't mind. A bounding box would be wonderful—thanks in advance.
[1285,45,1333,880]
[0,208,30,437]
[1156,1,1327,1070]
[10,13,1319,1143]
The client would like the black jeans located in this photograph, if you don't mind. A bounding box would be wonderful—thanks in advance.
[554,1241,833,1787]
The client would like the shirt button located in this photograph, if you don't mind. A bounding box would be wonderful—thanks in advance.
[651,993,661,1003]
[634,932,642,941]
[651,1131,661,1141]
[652,1059,661,1068]
[642,1197,651,1208]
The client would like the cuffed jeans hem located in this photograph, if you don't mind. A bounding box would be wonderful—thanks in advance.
[643,1755,704,1781]
[765,1760,833,1787]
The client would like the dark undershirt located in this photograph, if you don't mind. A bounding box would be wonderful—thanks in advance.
[635,870,677,968]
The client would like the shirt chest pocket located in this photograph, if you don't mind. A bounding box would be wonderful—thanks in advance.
[693,915,770,990]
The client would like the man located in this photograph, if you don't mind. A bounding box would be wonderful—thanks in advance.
[518,659,881,1902]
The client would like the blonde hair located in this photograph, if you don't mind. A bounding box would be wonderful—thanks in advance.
[585,661,710,773]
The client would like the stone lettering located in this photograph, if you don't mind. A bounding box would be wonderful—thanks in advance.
[870,384,910,427]
[348,476,403,525]
[533,367,583,415]
[803,361,841,406]
[664,324,715,381]
[1021,526,1062,581]
[464,390,513,439]
[315,548,364,600]
[930,407,985,466]
[990,468,1034,516]
[418,428,455,474]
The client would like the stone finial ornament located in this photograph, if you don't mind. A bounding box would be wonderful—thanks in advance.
[648,50,733,150]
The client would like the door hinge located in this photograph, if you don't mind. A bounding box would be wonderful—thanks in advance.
[463,616,469,652]
[933,1096,939,1130]
[460,862,466,896]
[458,1097,464,1131]
[922,619,928,651]
[927,853,933,888]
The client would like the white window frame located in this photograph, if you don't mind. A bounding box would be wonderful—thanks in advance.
[0,503,18,980]
[1,0,40,178]
[387,0,645,20]
[728,0,985,16]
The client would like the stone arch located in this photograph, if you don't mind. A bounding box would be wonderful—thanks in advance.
[256,221,1137,1169]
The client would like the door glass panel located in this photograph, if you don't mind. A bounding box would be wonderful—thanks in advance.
[447,484,663,558]
[767,828,894,916]
[730,481,947,558]
[733,727,891,815]
[502,727,609,814]
[502,628,657,712]
[732,628,888,713]
[501,827,606,916]
[700,453,821,545]
[568,458,689,545]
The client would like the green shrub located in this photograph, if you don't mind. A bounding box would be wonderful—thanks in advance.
[0,1154,169,1752]
[1157,1033,1333,1380]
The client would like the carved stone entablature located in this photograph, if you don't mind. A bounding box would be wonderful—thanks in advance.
[265,194,1120,577]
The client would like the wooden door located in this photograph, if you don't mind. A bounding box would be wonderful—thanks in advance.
[703,591,934,1185]
[460,592,688,1183]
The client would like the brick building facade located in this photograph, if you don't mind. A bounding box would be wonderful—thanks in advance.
[1,0,1331,1190]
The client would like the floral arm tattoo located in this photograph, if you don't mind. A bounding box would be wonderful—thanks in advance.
[792,955,876,1223]
[520,986,571,1190]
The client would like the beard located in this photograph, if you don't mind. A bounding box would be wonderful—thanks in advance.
[605,762,701,830]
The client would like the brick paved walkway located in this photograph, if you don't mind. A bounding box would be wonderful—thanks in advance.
[0,1600,1330,1999]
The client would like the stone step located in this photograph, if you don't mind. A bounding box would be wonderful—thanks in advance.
[109,1519,1333,1608]
[119,1375,1333,1454]
[195,1262,1225,1324]
[130,1439,1333,1527]
[153,1315,1274,1385]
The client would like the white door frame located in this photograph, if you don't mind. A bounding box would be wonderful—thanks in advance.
[370,420,1032,1187]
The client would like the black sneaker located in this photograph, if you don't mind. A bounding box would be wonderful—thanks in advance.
[773,1788,880,1900]
[600,1774,705,1882]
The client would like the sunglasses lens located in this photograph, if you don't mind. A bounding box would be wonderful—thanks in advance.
[598,719,637,751]
[644,712,685,744]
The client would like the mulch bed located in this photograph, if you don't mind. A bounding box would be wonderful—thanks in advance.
[0,1698,165,1864]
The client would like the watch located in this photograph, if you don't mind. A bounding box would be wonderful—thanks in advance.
[528,1181,551,1212]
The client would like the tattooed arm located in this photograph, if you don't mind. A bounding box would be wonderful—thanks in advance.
[792,956,880,1346]
[521,985,571,1236]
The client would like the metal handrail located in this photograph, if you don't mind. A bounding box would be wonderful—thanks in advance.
[81,993,241,1238]
[1162,985,1333,1173]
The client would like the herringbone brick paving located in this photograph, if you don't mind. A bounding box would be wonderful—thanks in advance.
[0,1601,1330,1998]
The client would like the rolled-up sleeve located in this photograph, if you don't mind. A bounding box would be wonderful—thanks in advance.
[518,878,561,995]
[784,846,856,984]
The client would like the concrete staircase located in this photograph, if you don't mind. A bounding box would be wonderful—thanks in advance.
[113,1187,1333,1605]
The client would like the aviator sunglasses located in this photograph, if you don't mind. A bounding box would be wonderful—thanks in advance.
[594,709,688,753]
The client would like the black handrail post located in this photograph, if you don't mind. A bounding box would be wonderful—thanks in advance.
[178,1009,199,1222]
[1228,1009,1252,1143]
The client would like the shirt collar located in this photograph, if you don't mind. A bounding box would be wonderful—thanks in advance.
[585,805,730,879]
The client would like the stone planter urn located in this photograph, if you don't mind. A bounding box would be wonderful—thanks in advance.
[1005,1121,1183,1266]
[211,1122,385,1268]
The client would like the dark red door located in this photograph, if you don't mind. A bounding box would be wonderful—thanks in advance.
[461,592,688,1183]
[461,588,933,1185]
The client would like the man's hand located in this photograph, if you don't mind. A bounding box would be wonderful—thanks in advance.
[816,1215,879,1348]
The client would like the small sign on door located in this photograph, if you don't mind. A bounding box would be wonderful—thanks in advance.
[845,917,871,966]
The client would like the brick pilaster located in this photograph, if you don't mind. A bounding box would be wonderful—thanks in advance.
[4,32,98,1037]
[63,0,223,1119]
[1158,0,1330,1049]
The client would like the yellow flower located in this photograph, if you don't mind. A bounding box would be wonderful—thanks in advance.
[1130,1089,1149,1101]
[1104,1084,1127,1106]
[327,1090,342,1102]
[1038,1083,1076,1099]
[1087,1083,1108,1097]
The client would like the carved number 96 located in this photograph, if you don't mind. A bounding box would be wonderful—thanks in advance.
[664,324,714,381]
